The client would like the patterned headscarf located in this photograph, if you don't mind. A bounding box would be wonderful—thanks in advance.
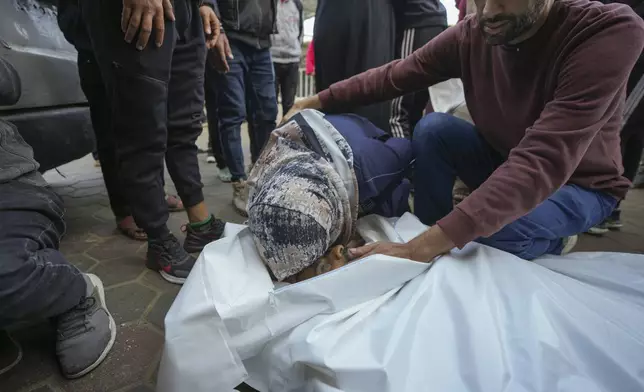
[247,111,358,281]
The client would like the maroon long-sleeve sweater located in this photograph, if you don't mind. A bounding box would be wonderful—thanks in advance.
[318,0,644,248]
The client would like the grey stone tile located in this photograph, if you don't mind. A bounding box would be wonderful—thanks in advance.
[66,254,99,272]
[105,283,157,325]
[140,270,181,294]
[57,324,163,392]
[59,235,102,255]
[85,237,145,262]
[91,256,147,288]
[145,291,180,331]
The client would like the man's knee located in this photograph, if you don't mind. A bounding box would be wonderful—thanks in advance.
[412,112,456,151]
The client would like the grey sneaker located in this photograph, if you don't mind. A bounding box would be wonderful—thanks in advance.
[232,180,249,217]
[56,274,116,379]
[0,330,22,376]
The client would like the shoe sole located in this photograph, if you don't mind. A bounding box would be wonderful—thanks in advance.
[586,228,609,236]
[160,270,187,285]
[65,274,117,379]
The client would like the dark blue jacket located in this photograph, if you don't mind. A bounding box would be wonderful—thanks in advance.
[325,114,413,218]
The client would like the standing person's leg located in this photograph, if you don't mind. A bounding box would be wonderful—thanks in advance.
[81,0,173,238]
[413,113,613,259]
[273,62,283,116]
[247,48,278,160]
[280,62,299,116]
[81,0,202,283]
[76,49,146,241]
[0,181,115,379]
[216,40,250,214]
[389,28,416,139]
[165,0,226,254]
[204,62,228,170]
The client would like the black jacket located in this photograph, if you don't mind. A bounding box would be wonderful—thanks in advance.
[395,0,448,29]
[203,0,278,49]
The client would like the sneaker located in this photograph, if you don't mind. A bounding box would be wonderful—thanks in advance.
[586,223,609,236]
[232,180,249,217]
[218,167,232,183]
[146,234,197,284]
[56,274,116,379]
[560,235,578,255]
[0,330,22,376]
[604,210,623,230]
[183,215,227,253]
[206,155,216,164]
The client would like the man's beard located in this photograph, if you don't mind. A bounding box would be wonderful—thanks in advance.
[478,4,541,45]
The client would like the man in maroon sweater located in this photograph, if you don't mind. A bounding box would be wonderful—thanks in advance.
[285,0,644,262]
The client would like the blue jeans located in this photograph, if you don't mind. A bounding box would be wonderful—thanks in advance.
[412,113,617,259]
[216,41,278,181]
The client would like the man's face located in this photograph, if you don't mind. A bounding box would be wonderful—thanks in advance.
[475,0,546,45]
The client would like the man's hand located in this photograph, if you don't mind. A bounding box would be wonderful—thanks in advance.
[122,0,175,50]
[349,225,455,262]
[208,33,233,73]
[199,5,221,49]
[280,95,323,125]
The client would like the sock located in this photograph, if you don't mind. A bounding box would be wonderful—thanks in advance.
[189,215,213,229]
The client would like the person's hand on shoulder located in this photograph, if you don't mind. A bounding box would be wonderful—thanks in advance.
[199,5,221,49]
[121,0,175,50]
[280,95,323,125]
[208,33,233,73]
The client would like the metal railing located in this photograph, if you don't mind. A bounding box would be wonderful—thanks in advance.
[296,68,316,99]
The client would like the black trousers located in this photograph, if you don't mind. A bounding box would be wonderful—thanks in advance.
[314,0,396,134]
[273,62,299,115]
[80,0,206,236]
[389,25,445,139]
[77,49,130,219]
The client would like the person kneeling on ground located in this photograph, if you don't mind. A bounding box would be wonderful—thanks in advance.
[0,58,115,378]
[247,109,413,282]
[285,0,644,262]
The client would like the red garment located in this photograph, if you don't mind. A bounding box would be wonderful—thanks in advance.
[305,40,315,75]
[318,0,644,248]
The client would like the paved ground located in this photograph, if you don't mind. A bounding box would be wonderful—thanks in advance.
[2,133,644,391]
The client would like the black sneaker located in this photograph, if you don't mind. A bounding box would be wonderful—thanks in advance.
[0,330,22,376]
[183,215,226,253]
[146,234,197,284]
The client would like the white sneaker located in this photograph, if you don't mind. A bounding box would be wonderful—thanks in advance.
[218,167,232,183]
[206,155,216,164]
[561,235,578,255]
